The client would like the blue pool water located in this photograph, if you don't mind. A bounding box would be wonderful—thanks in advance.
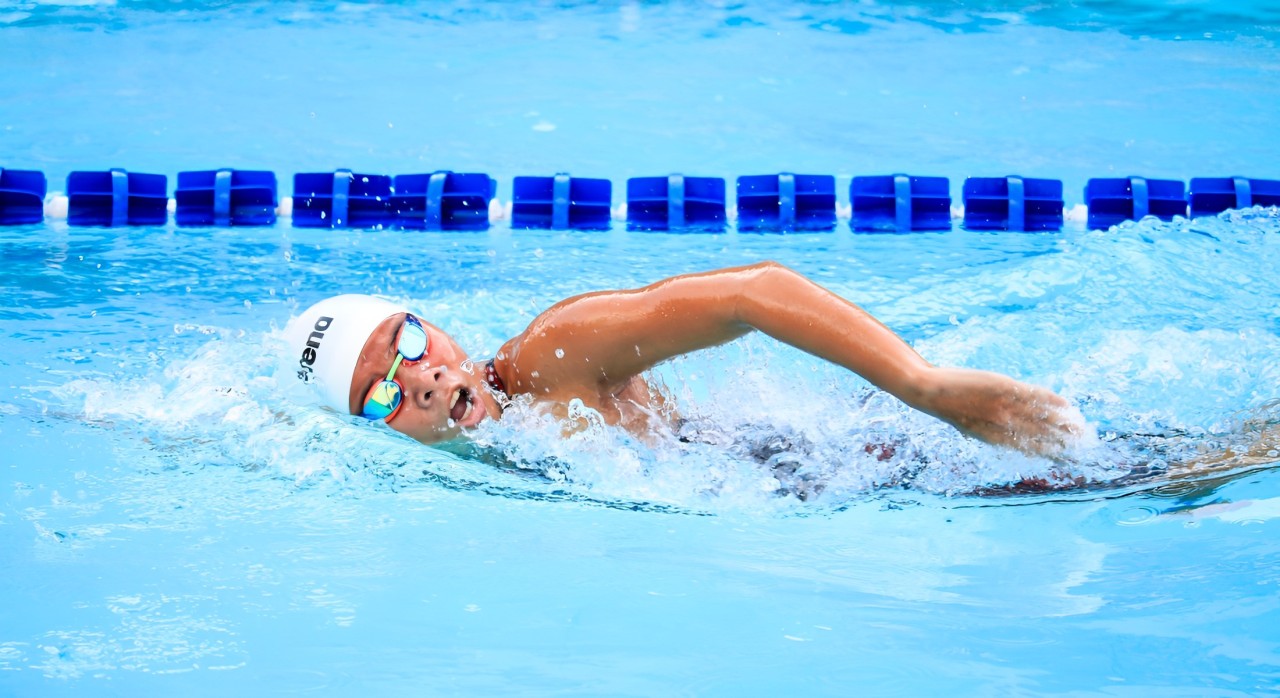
[3,1,1280,695]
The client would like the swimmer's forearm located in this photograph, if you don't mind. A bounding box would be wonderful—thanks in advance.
[732,264,1086,455]
[732,262,935,407]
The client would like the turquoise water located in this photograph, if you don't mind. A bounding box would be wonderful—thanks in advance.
[3,1,1280,695]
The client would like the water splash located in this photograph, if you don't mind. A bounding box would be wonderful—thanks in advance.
[40,209,1280,512]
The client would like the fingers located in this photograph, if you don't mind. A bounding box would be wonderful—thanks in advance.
[925,368,1089,458]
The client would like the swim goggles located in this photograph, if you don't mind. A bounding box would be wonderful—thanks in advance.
[361,314,429,422]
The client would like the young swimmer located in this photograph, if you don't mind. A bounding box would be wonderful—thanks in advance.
[285,261,1087,457]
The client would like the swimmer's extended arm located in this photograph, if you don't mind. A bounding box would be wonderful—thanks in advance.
[503,261,1083,456]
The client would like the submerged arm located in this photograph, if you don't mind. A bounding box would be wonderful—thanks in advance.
[504,261,1083,455]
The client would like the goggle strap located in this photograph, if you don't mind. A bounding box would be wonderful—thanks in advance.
[385,353,404,381]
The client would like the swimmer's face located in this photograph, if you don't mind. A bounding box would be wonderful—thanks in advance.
[348,313,496,444]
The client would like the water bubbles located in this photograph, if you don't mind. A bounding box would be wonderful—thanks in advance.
[1116,505,1158,526]
[555,349,565,359]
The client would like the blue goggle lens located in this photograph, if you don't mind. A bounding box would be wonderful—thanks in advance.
[362,379,403,420]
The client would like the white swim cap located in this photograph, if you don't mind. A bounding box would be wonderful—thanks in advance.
[285,294,410,413]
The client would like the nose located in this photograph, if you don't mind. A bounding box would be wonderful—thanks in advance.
[402,363,451,408]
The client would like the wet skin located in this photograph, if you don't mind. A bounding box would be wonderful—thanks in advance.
[348,262,1087,456]
[348,314,502,444]
[347,312,672,444]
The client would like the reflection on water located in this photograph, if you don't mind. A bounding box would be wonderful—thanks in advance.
[2,0,1278,691]
[18,210,1273,514]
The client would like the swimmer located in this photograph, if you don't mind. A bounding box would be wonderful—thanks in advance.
[286,261,1086,457]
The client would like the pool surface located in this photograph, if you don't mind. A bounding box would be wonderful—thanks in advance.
[3,1,1280,695]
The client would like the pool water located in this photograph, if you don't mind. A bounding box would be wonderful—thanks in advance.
[3,1,1280,695]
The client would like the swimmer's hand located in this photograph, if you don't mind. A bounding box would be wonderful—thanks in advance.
[914,367,1087,458]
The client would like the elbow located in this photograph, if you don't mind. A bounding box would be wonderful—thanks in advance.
[743,260,792,285]
[752,260,803,289]
[746,260,799,294]
[747,260,788,274]
[730,261,792,324]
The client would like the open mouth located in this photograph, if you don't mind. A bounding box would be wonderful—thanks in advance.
[449,387,472,423]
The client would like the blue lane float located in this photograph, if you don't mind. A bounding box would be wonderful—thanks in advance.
[293,170,392,228]
[67,169,167,226]
[5,164,1279,230]
[962,176,1064,232]
[1188,177,1280,218]
[626,174,726,232]
[736,173,836,232]
[511,173,612,230]
[174,169,277,227]
[0,168,47,225]
[391,171,496,231]
[1084,177,1186,229]
[850,175,950,232]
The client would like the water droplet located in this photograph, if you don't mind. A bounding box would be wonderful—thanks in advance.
[460,359,474,373]
[447,419,456,428]
[555,349,565,359]
[319,210,326,219]
[530,371,540,378]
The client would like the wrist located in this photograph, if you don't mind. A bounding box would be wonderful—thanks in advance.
[908,364,949,413]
